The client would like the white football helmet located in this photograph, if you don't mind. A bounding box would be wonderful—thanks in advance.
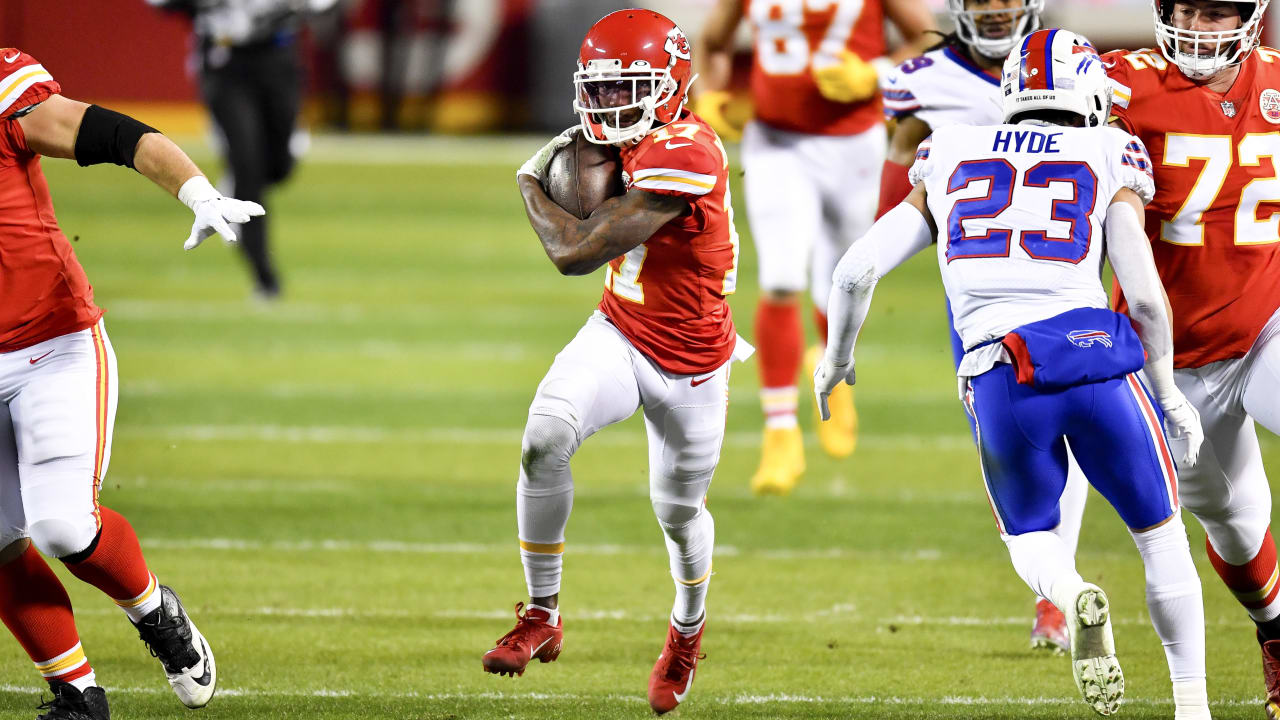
[948,0,1045,60]
[1152,0,1268,80]
[1001,28,1111,127]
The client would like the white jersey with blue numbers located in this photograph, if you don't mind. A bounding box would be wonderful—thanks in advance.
[881,46,1004,128]
[908,123,1155,360]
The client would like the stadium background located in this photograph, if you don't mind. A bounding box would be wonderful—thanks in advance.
[0,1,1275,718]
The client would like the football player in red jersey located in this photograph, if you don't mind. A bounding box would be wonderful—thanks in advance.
[0,51,261,719]
[1105,1,1280,715]
[482,9,749,714]
[693,0,935,496]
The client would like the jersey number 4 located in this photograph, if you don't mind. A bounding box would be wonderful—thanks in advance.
[946,159,1098,264]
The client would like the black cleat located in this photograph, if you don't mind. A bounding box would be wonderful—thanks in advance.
[133,585,216,708]
[36,682,109,720]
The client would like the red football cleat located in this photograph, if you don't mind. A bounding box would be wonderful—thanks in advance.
[481,602,563,677]
[1259,631,1280,719]
[648,621,705,715]
[1031,597,1070,654]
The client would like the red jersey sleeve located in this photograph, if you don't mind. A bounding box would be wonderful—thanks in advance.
[1103,50,1138,133]
[0,50,60,121]
[626,136,721,200]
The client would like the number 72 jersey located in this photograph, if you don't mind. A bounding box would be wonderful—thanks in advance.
[1105,47,1280,368]
[909,124,1154,352]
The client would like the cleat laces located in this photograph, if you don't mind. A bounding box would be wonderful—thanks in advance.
[136,605,198,675]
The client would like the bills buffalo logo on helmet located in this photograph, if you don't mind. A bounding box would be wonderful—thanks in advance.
[1067,330,1113,348]
[666,27,691,61]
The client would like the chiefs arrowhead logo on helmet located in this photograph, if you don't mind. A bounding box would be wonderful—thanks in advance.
[573,9,696,146]
[666,27,691,61]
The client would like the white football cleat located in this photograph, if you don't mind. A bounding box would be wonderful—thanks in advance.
[133,585,217,708]
[1069,584,1123,716]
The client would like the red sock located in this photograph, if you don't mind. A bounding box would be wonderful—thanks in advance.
[756,300,804,389]
[813,308,829,348]
[1207,528,1280,619]
[62,507,154,605]
[0,543,93,685]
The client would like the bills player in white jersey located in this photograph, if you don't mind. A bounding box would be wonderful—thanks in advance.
[817,30,1211,718]
[880,0,1090,655]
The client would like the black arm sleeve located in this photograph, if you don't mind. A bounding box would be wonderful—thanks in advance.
[73,105,158,170]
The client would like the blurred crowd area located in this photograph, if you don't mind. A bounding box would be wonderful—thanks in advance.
[4,0,1277,135]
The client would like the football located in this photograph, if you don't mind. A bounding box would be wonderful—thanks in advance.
[543,129,625,219]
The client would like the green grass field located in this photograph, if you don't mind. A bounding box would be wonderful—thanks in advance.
[0,135,1274,719]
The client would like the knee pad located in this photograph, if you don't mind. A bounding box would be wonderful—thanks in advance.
[520,414,579,481]
[29,516,97,559]
[653,500,702,532]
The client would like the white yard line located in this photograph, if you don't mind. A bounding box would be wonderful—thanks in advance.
[114,423,975,451]
[138,537,949,561]
[0,683,1260,706]
[66,603,1246,629]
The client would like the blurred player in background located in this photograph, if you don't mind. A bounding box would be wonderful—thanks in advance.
[0,50,263,719]
[694,0,935,495]
[145,0,336,300]
[878,0,1085,654]
[481,9,749,715]
[1105,0,1280,714]
[818,29,1211,718]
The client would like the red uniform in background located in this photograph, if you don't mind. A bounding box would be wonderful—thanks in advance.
[744,0,886,135]
[601,112,739,375]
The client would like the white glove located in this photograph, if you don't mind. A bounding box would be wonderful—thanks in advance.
[177,176,266,251]
[1160,392,1203,467]
[813,354,856,421]
[517,127,576,181]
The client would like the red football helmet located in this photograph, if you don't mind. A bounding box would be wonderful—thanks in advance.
[573,9,695,145]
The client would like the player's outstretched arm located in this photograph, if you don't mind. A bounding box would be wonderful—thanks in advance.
[518,176,686,276]
[17,94,264,250]
[815,186,935,419]
[1104,187,1203,464]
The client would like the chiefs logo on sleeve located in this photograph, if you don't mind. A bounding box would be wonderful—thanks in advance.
[0,50,58,120]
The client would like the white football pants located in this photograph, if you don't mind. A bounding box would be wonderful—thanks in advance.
[517,311,731,603]
[0,321,117,558]
[741,120,885,306]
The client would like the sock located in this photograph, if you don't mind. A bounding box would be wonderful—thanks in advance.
[1206,527,1280,633]
[0,544,95,687]
[1002,530,1083,611]
[61,507,160,622]
[526,603,559,626]
[1130,512,1205,683]
[517,414,577,598]
[661,509,714,631]
[756,300,803,429]
[1172,678,1210,719]
[813,308,829,347]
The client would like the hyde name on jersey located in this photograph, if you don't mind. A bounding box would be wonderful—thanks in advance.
[909,122,1155,375]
